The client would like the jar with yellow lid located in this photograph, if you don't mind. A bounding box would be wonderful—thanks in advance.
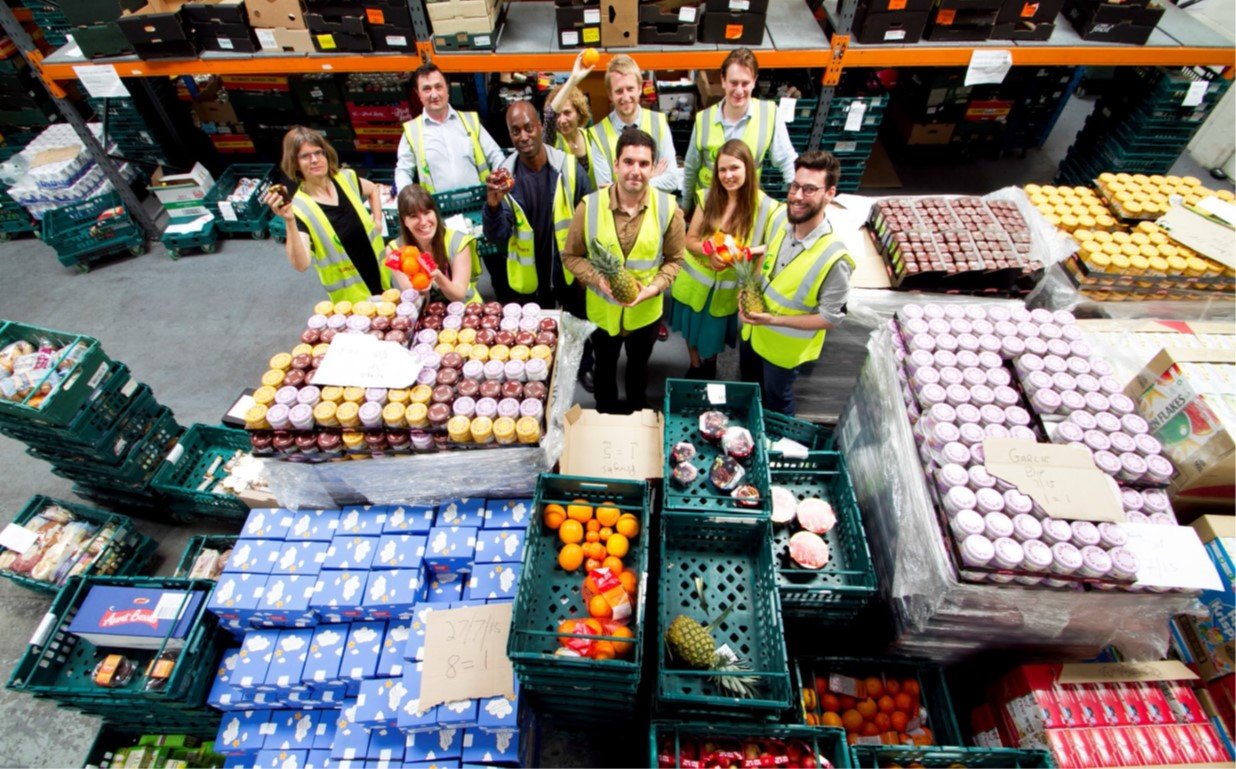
[1184,194,1202,206]
[1072,229,1093,242]
[455,343,474,360]
[1059,214,1079,230]
[261,369,286,388]
[342,430,365,454]
[292,343,313,358]
[1124,201,1144,217]
[530,345,553,362]
[448,416,472,443]
[410,384,433,405]
[1096,215,1118,230]
[1217,189,1235,202]
[1157,244,1178,260]
[493,417,518,445]
[253,386,277,407]
[438,329,459,346]
[376,301,397,318]
[516,416,542,444]
[1084,252,1113,272]
[343,386,365,403]
[1110,254,1132,273]
[1147,256,1169,275]
[1128,255,1150,277]
[1185,258,1208,278]
[1053,203,1072,217]
[457,328,478,345]
[1025,183,1042,194]
[1203,260,1224,277]
[406,402,429,428]
[388,388,410,405]
[1091,230,1112,244]
[314,300,334,316]
[470,416,495,445]
[382,402,407,428]
[1148,232,1168,246]
[333,300,354,316]
[269,352,293,371]
[434,342,454,357]
[509,345,531,362]
[245,404,270,430]
[1030,193,1048,206]
[1127,232,1147,246]
[1141,201,1161,216]
[320,386,343,404]
[1101,242,1121,257]
[1166,255,1188,275]
[1045,214,1061,227]
[1110,230,1129,244]
[469,344,490,362]
[353,300,376,318]
[1079,241,1103,259]
[1077,214,1097,229]
[314,401,340,427]
[1118,243,1139,259]
[337,401,361,428]
[381,288,402,304]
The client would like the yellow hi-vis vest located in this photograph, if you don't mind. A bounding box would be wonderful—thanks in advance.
[386,227,481,304]
[292,169,391,304]
[581,186,676,336]
[500,146,581,296]
[401,110,490,194]
[741,214,855,370]
[671,188,781,317]
[693,99,777,193]
[553,128,600,191]
[591,108,670,172]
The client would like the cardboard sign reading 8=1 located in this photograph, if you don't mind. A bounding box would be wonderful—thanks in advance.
[417,602,515,712]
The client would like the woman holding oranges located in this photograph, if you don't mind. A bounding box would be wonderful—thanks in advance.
[390,184,482,304]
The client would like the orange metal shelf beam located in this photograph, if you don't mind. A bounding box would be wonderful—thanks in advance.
[841,44,1236,68]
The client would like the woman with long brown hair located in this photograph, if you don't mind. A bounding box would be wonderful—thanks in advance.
[391,184,482,304]
[670,139,782,379]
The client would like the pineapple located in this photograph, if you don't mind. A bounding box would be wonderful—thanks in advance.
[664,578,761,699]
[590,239,641,304]
[731,255,767,315]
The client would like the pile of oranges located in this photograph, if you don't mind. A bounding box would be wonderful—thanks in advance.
[801,674,936,747]
[391,245,433,291]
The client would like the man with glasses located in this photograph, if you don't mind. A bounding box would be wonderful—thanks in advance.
[737,150,854,417]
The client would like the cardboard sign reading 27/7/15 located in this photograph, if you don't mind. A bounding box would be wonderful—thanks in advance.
[417,603,514,712]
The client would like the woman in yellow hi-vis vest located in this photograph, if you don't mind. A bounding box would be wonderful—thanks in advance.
[390,185,482,304]
[671,140,782,381]
[265,126,401,303]
[545,50,601,190]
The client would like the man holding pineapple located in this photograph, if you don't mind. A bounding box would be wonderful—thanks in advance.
[738,151,854,417]
[561,129,686,414]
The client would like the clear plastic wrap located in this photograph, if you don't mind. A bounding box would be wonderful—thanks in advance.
[1028,263,1236,321]
[838,324,1202,662]
[982,186,1076,269]
[263,313,595,508]
[1078,320,1236,389]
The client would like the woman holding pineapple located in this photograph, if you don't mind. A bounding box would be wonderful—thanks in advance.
[671,140,782,380]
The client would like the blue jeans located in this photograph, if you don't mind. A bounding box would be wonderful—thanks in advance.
[739,339,801,416]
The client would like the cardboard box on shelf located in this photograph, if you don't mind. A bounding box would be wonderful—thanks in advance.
[698,10,765,44]
[853,9,929,43]
[556,4,603,48]
[432,14,499,36]
[184,0,248,24]
[1175,515,1235,683]
[245,0,305,29]
[559,405,665,480]
[151,162,215,216]
[601,0,638,46]
[117,0,199,58]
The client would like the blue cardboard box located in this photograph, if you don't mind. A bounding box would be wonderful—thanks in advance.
[383,505,436,534]
[402,604,442,662]
[396,663,438,733]
[461,729,519,764]
[329,708,370,761]
[222,756,253,769]
[436,699,478,729]
[266,709,320,751]
[377,620,409,677]
[300,623,347,685]
[310,570,367,623]
[67,585,205,649]
[313,712,338,750]
[233,629,280,690]
[372,534,427,570]
[354,677,407,729]
[436,499,486,528]
[463,564,521,602]
[229,539,282,574]
[472,530,525,564]
[366,728,405,762]
[256,748,307,768]
[216,710,270,756]
[407,763,462,769]
[481,499,532,530]
[208,649,248,711]
[340,621,384,681]
[255,574,317,627]
[362,568,424,621]
[337,506,389,536]
[425,527,477,577]
[208,573,267,627]
[476,683,519,732]
[404,728,463,762]
[271,541,330,576]
[305,750,333,768]
[286,509,341,543]
[323,536,379,571]
[423,576,464,603]
[265,628,313,690]
[241,508,294,540]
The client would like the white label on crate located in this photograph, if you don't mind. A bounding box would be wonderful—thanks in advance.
[30,612,56,648]
[87,364,108,390]
[906,714,923,732]
[256,29,278,50]
[771,437,809,458]
[829,673,863,697]
[883,29,906,40]
[217,36,234,50]
[154,591,189,621]
[476,35,491,46]
[561,30,580,46]
[165,442,186,465]
[218,200,238,222]
[844,101,866,132]
[1182,80,1208,108]
[0,523,38,555]
[777,96,797,124]
[385,35,408,47]
[120,378,138,398]
[112,437,128,456]
[965,50,1013,87]
[73,65,130,100]
[730,0,750,9]
[584,8,601,23]
[855,736,883,746]
[835,140,858,153]
[705,383,726,404]
[678,5,698,22]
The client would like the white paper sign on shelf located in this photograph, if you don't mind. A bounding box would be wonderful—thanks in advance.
[678,5,698,22]
[777,97,797,125]
[1123,523,1223,592]
[964,50,1013,87]
[73,65,130,100]
[312,333,423,389]
[1182,80,1208,108]
[0,523,38,555]
[256,29,278,51]
[844,102,866,132]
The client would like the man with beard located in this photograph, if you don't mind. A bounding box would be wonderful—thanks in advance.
[737,150,854,417]
[483,101,590,312]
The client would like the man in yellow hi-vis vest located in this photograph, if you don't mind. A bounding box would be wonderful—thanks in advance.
[562,129,686,414]
[738,151,854,417]
[482,101,591,311]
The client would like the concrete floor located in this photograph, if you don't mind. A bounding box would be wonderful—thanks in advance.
[0,90,1231,767]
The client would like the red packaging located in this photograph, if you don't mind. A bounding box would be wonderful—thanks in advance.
[1124,725,1164,765]
[1116,683,1153,726]
[1065,729,1097,769]
[970,703,1005,748]
[1171,723,1205,764]
[1187,722,1231,762]
[1083,728,1117,768]
[1053,685,1085,729]
[1100,727,1136,768]
[1069,685,1105,727]
[1206,674,1235,736]
[1094,683,1130,728]
[1162,680,1207,724]
[1045,730,1079,769]
[1137,682,1173,725]
[1149,724,1182,765]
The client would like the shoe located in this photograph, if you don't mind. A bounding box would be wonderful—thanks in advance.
[656,321,669,342]
[684,365,702,380]
[700,359,718,381]
[578,369,595,393]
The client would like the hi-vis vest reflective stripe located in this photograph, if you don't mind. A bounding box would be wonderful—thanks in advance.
[592,109,670,171]
[292,169,391,304]
[671,189,781,317]
[741,215,855,370]
[694,99,777,193]
[554,129,599,191]
[402,111,490,194]
[582,186,676,336]
[385,226,481,304]
[502,147,581,295]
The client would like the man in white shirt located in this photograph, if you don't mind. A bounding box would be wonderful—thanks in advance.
[589,54,681,194]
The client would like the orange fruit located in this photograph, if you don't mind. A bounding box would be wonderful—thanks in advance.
[559,519,583,545]
[846,734,859,746]
[840,710,863,733]
[814,676,829,698]
[618,571,637,596]
[606,533,629,558]
[602,556,624,574]
[585,558,603,572]
[890,712,909,733]
[881,732,901,745]
[558,543,584,571]
[567,500,593,522]
[581,47,599,68]
[894,692,914,713]
[885,679,901,696]
[411,272,431,291]
[864,677,885,700]
[615,514,639,538]
[401,254,421,275]
[599,527,613,541]
[820,693,841,714]
[585,532,600,543]
[591,640,615,660]
[873,713,891,732]
[856,699,878,719]
[821,712,843,728]
[902,679,920,698]
[596,503,620,527]
[586,542,607,561]
[556,618,602,645]
[804,713,819,726]
[608,625,634,657]
[588,594,612,619]
[586,519,601,532]
[860,723,879,738]
[838,695,857,711]
[878,695,896,714]
[912,727,933,746]
[543,504,566,530]
[897,733,913,745]
[802,688,817,712]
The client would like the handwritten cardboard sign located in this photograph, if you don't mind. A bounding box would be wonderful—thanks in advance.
[1122,523,1224,592]
[312,333,422,389]
[983,438,1123,522]
[418,603,514,712]
[1157,205,1235,269]
[1059,660,1197,685]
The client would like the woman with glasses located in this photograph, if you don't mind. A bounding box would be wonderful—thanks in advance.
[670,139,781,380]
[263,126,404,302]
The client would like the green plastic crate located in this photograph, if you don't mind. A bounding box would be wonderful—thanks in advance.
[160,219,219,260]
[651,722,851,769]
[150,424,250,520]
[792,656,963,747]
[0,361,136,446]
[173,535,239,579]
[764,412,835,454]
[508,474,651,693]
[203,164,274,236]
[768,453,876,618]
[656,516,790,718]
[28,406,179,472]
[0,495,156,595]
[82,724,227,768]
[0,321,111,427]
[267,213,287,243]
[8,385,164,465]
[71,483,166,516]
[662,379,771,520]
[851,745,1055,768]
[433,185,487,215]
[41,191,145,271]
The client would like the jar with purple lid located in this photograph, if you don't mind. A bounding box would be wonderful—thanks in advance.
[951,509,986,539]
[1141,488,1169,514]
[1015,321,1039,339]
[922,303,945,319]
[1090,412,1119,434]
[1030,388,1061,415]
[1096,522,1128,550]
[956,334,980,353]
[976,488,1006,515]
[934,334,958,353]
[943,485,978,515]
[1120,413,1149,436]
[1070,520,1101,548]
[943,304,967,320]
[1042,518,1073,544]
[1082,430,1112,454]
[400,288,421,304]
[444,301,465,316]
[1108,432,1137,455]
[1144,455,1173,485]
[411,430,435,451]
[294,386,320,409]
[906,349,936,375]
[1078,546,1112,579]
[942,441,971,466]
[1082,392,1109,414]
[1116,452,1147,483]
[1150,512,1176,526]
[1014,354,1045,379]
[955,403,982,425]
[1118,489,1143,514]
[1012,513,1043,542]
[927,421,962,450]
[347,315,372,333]
[969,385,996,407]
[1069,340,1093,358]
[412,343,435,360]
[900,304,925,322]
[471,396,498,420]
[275,386,300,407]
[442,315,462,330]
[1074,374,1100,394]
[365,388,388,405]
[1039,322,1063,340]
[1050,542,1083,576]
[914,366,942,388]
[416,367,439,387]
[452,397,476,419]
[498,317,520,333]
[984,511,1014,539]
[1058,390,1086,416]
[961,305,984,321]
[358,401,384,428]
[497,398,521,420]
[966,464,997,492]
[961,534,995,568]
[1060,324,1083,341]
[1052,421,1085,445]
[921,402,957,430]
[1024,337,1049,357]
[970,443,987,465]
[933,349,958,369]
[525,358,549,382]
[289,403,315,431]
[958,422,987,446]
[1088,357,1112,377]
[978,335,1003,355]
[1092,450,1121,477]
[979,404,1006,427]
[325,313,347,332]
[460,359,483,381]
[935,463,970,495]
[992,537,1025,570]
[1065,410,1097,432]
[1051,372,1077,392]
[972,318,995,336]
[417,329,439,347]
[944,384,972,407]
[975,351,1001,371]
[504,359,527,383]
[267,404,292,430]
[922,317,946,335]
[1024,308,1049,324]
[1022,539,1054,574]
[1042,355,1068,375]
[955,350,981,370]
[1001,487,1032,516]
[988,305,1012,322]
[1000,336,1027,358]
[520,398,544,420]
[994,320,1018,338]
[1022,370,1053,395]
[396,302,418,319]
[958,367,984,388]
[1108,547,1139,581]
[1043,339,1071,360]
[516,317,537,333]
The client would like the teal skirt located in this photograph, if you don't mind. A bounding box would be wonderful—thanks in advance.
[669,288,738,361]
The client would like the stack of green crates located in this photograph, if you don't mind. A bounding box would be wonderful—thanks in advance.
[173,534,239,579]
[366,168,400,237]
[150,424,251,522]
[817,95,886,193]
[508,474,652,728]
[89,96,167,168]
[435,184,499,260]
[84,729,226,768]
[6,575,227,734]
[1056,67,1229,185]
[0,495,157,595]
[19,0,70,46]
[41,191,146,272]
[0,184,36,241]
[203,164,274,239]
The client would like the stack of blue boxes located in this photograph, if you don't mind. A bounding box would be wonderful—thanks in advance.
[205,498,536,769]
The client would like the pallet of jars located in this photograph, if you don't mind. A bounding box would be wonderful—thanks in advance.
[1093,172,1235,222]
[889,301,1181,590]
[1059,254,1234,303]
